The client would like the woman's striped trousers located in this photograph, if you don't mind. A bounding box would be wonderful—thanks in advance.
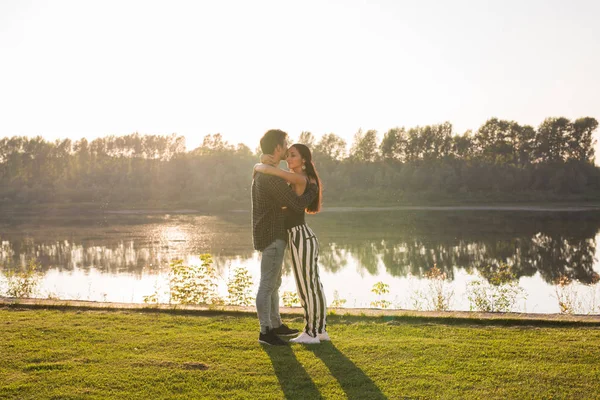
[288,224,326,337]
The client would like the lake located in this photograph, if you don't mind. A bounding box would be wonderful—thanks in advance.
[1,208,600,314]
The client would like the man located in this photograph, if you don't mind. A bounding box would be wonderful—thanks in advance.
[252,129,318,346]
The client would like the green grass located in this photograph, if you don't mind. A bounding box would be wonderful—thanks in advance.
[1,307,600,399]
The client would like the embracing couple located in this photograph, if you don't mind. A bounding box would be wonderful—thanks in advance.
[251,129,328,346]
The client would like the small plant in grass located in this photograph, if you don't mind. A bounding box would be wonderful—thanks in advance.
[424,265,454,311]
[143,278,166,305]
[2,259,43,298]
[406,267,454,311]
[168,255,222,305]
[143,292,159,305]
[554,275,579,314]
[552,274,600,314]
[227,266,254,306]
[409,289,426,311]
[467,263,525,312]
[330,290,347,308]
[282,291,300,307]
[45,291,60,300]
[406,274,426,310]
[370,281,391,309]
[143,284,160,305]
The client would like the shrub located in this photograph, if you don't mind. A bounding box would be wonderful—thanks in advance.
[467,264,525,312]
[2,259,42,298]
[282,291,300,307]
[227,266,254,306]
[330,290,347,308]
[423,266,454,311]
[371,281,391,309]
[168,255,222,305]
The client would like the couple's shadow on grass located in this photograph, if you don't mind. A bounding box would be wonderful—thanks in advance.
[261,341,387,400]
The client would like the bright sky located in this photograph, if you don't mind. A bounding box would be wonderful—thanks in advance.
[1,0,599,154]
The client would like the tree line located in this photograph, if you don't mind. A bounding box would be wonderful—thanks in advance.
[0,116,598,210]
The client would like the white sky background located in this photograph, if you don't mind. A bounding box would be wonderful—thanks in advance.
[1,0,599,154]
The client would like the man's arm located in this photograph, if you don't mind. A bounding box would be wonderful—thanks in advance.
[254,164,307,186]
[262,175,317,213]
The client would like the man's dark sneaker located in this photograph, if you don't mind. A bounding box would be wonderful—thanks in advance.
[271,323,300,336]
[258,328,288,346]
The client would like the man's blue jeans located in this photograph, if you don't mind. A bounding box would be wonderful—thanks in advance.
[256,239,286,333]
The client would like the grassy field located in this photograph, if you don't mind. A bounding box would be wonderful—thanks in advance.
[1,306,600,399]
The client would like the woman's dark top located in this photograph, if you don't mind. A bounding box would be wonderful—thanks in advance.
[252,173,318,251]
[284,178,313,230]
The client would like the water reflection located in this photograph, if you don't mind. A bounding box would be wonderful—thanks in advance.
[312,211,600,285]
[1,211,600,284]
[0,213,255,275]
[315,234,598,284]
[0,210,599,310]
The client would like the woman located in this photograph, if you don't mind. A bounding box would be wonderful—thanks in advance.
[255,144,328,344]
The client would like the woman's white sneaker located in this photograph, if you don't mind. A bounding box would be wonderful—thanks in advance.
[290,332,320,344]
[318,331,331,341]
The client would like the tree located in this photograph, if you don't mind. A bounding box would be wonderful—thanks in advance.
[194,133,234,155]
[534,117,571,163]
[166,134,186,159]
[568,117,598,163]
[73,138,90,178]
[474,118,518,164]
[431,122,453,160]
[380,127,407,161]
[405,127,423,162]
[235,143,253,157]
[515,125,536,166]
[297,131,316,148]
[350,129,378,162]
[451,131,474,160]
[314,133,347,161]
[403,123,452,162]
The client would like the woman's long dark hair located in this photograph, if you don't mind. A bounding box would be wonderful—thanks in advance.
[291,143,321,213]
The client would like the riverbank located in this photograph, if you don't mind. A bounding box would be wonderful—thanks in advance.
[2,302,600,399]
[1,200,600,216]
[3,297,600,323]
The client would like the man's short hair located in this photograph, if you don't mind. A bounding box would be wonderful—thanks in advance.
[260,129,288,155]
